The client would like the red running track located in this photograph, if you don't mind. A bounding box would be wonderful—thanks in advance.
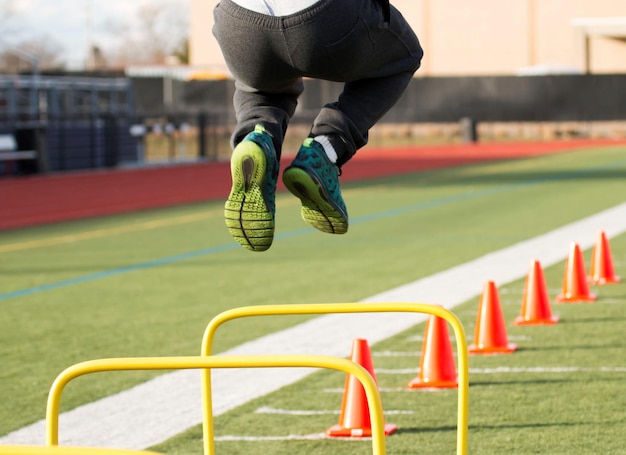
[0,139,622,231]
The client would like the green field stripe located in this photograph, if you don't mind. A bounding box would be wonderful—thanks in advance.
[1,155,625,303]
[352,157,626,222]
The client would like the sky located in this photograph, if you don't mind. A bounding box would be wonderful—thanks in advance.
[5,0,190,69]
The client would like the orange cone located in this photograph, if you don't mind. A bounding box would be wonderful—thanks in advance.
[408,313,458,389]
[514,260,559,326]
[555,242,597,303]
[588,230,621,285]
[326,338,397,438]
[469,281,517,355]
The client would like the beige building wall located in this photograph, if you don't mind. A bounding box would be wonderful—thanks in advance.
[189,0,217,70]
[190,0,626,76]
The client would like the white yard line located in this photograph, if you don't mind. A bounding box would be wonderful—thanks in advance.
[254,406,414,415]
[375,367,626,375]
[2,202,625,450]
[214,433,329,442]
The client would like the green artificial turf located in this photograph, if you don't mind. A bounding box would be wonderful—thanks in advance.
[153,234,626,455]
[0,144,625,454]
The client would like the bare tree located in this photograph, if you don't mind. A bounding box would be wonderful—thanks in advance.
[0,0,66,72]
[14,36,65,70]
[107,0,189,67]
[0,35,66,73]
[0,0,21,45]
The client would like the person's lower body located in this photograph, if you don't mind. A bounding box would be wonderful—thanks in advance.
[213,0,423,250]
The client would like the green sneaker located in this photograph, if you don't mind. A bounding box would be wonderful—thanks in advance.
[224,124,279,251]
[282,138,348,234]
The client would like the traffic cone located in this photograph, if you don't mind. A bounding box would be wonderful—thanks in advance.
[468,281,517,355]
[588,230,621,285]
[408,313,458,389]
[514,260,559,326]
[326,338,397,437]
[555,242,597,303]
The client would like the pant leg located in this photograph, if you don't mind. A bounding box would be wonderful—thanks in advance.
[212,0,304,156]
[307,2,423,165]
[231,80,303,157]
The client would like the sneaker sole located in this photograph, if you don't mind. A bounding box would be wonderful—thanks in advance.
[282,167,348,234]
[224,141,274,251]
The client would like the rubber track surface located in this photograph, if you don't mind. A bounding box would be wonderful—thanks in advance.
[1,140,622,230]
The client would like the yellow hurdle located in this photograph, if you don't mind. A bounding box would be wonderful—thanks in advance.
[201,302,469,455]
[0,446,159,455]
[44,355,386,455]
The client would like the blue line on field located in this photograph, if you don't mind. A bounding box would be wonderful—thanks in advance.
[2,157,625,302]
[0,244,237,301]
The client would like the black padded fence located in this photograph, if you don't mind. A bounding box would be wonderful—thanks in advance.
[0,111,231,176]
[3,74,625,176]
[387,74,626,123]
[41,116,136,172]
[133,74,626,124]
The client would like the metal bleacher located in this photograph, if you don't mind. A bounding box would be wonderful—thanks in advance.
[0,74,135,175]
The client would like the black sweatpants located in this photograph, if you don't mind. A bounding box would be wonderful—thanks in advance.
[213,0,423,165]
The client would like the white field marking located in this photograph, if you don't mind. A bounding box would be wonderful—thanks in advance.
[400,335,532,342]
[375,367,626,375]
[214,433,329,442]
[499,335,532,341]
[458,310,480,316]
[494,288,524,295]
[372,351,420,357]
[322,387,424,393]
[598,299,625,304]
[254,407,414,416]
[324,386,460,393]
[323,386,451,393]
[376,368,420,375]
[215,433,384,442]
[470,367,626,373]
[255,407,340,416]
[2,203,626,450]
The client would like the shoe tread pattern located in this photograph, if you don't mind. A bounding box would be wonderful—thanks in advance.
[224,127,278,251]
[283,139,348,234]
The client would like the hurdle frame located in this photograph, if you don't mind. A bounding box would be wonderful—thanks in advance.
[0,445,160,455]
[44,355,387,455]
[201,302,469,455]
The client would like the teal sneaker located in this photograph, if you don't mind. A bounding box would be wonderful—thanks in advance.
[282,138,348,234]
[224,124,279,251]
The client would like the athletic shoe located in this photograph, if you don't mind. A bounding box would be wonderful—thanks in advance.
[282,138,348,234]
[224,124,279,251]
